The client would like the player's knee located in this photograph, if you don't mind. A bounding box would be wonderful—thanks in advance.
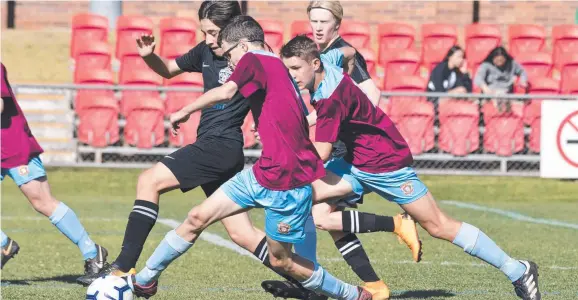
[184,209,210,234]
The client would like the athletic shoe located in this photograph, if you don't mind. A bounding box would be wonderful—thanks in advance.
[261,280,308,299]
[127,274,158,299]
[362,280,390,300]
[1,237,20,269]
[513,260,541,300]
[356,286,374,300]
[394,213,423,262]
[76,261,136,286]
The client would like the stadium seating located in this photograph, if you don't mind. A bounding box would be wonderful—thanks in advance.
[339,20,371,49]
[116,16,154,60]
[162,43,194,60]
[159,18,197,58]
[77,95,120,148]
[258,19,285,53]
[74,69,115,112]
[165,72,204,116]
[124,97,165,149]
[465,24,502,74]
[382,49,421,90]
[70,13,109,59]
[291,20,313,38]
[482,101,524,156]
[515,51,553,82]
[438,100,480,156]
[119,68,163,116]
[421,24,458,71]
[169,111,201,147]
[242,111,257,148]
[508,24,546,58]
[377,23,416,67]
[73,41,112,83]
[357,48,377,78]
[558,52,578,94]
[552,25,578,68]
[524,77,560,153]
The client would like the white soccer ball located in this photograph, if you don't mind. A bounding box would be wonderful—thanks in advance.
[86,275,134,300]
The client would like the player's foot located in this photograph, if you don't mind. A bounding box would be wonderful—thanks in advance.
[394,212,423,262]
[1,237,20,269]
[127,274,158,299]
[76,245,109,285]
[356,286,374,300]
[76,260,136,286]
[261,280,309,299]
[362,280,390,300]
[512,260,541,300]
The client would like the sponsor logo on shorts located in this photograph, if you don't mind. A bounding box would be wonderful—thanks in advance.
[277,222,291,235]
[400,181,414,196]
[18,166,29,176]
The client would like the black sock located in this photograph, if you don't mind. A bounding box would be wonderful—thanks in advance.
[253,237,302,285]
[114,200,159,272]
[342,211,395,233]
[335,233,380,282]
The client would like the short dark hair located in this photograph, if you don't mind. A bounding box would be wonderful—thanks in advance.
[198,1,242,29]
[280,35,320,63]
[218,15,265,47]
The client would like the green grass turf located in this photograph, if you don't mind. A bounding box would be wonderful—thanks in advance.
[1,168,577,299]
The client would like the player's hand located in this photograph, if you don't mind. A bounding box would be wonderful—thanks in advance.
[136,34,156,57]
[252,123,260,141]
[169,110,190,136]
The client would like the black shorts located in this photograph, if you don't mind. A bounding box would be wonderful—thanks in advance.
[161,138,245,196]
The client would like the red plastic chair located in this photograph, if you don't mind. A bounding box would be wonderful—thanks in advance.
[291,20,313,38]
[377,22,416,67]
[482,101,524,156]
[119,68,163,116]
[169,111,201,147]
[421,24,458,71]
[524,77,560,153]
[77,96,119,148]
[465,24,502,73]
[73,41,112,83]
[74,69,116,112]
[358,48,377,77]
[552,25,578,69]
[508,24,546,58]
[258,19,285,53]
[339,20,371,49]
[558,52,578,94]
[115,16,154,60]
[382,49,421,90]
[159,18,197,58]
[438,100,480,156]
[70,13,109,59]
[162,43,194,60]
[165,72,204,116]
[124,98,165,149]
[516,51,553,82]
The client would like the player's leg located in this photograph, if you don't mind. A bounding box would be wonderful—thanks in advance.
[1,230,20,269]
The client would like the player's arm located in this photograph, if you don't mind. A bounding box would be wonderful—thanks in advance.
[137,34,184,79]
[313,141,334,162]
[338,46,357,76]
[358,79,380,107]
[307,110,318,126]
[0,97,4,113]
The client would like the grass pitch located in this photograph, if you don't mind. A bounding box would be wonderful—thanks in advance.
[1,168,577,299]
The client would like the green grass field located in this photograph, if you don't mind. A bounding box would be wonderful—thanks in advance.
[1,168,577,299]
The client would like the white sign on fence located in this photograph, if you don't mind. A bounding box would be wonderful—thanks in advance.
[541,100,578,178]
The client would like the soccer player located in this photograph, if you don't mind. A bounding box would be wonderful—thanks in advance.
[0,63,108,278]
[126,16,372,300]
[279,35,541,300]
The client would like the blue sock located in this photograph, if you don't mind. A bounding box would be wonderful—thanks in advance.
[136,230,194,286]
[49,202,97,260]
[301,265,359,300]
[1,231,8,247]
[294,215,318,265]
[453,222,527,282]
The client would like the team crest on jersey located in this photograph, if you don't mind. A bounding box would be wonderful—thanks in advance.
[218,67,233,84]
[400,181,414,196]
[277,222,291,234]
[18,166,29,176]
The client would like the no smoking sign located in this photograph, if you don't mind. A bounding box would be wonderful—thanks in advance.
[541,100,578,178]
[556,111,578,168]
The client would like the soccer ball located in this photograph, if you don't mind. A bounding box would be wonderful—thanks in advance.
[86,275,134,300]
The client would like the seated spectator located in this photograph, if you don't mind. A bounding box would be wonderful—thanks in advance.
[427,45,472,96]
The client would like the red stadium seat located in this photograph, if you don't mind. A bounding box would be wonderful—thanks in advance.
[77,96,119,148]
[524,77,560,153]
[552,25,578,68]
[382,50,421,90]
[169,111,201,147]
[74,69,115,112]
[339,20,371,49]
[115,16,154,60]
[119,53,156,85]
[242,111,257,148]
[291,20,313,38]
[357,48,377,77]
[482,101,524,156]
[516,51,553,82]
[165,72,204,116]
[73,41,112,83]
[465,24,502,73]
[162,43,194,60]
[159,18,197,58]
[377,23,416,67]
[124,98,165,149]
[120,68,163,116]
[508,24,546,58]
[558,52,578,94]
[438,100,480,156]
[70,13,109,59]
[258,19,285,53]
[421,24,458,70]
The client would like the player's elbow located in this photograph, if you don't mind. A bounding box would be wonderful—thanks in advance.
[319,151,331,162]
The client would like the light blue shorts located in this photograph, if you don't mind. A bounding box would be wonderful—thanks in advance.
[325,158,428,205]
[0,156,46,187]
[324,157,365,206]
[220,168,313,244]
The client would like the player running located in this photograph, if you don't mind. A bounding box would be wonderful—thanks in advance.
[127,16,373,300]
[0,63,108,279]
[279,35,541,300]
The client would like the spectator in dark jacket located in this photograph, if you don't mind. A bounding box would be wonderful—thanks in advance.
[427,45,472,95]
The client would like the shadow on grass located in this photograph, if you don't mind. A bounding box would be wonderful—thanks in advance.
[392,289,456,299]
[1,274,80,286]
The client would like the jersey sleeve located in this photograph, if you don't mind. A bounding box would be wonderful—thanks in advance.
[314,97,347,143]
[350,52,371,84]
[227,53,265,98]
[175,42,206,73]
[320,49,344,67]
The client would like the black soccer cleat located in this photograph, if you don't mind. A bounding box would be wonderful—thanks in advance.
[512,260,541,300]
[127,274,158,299]
[76,244,108,286]
[261,280,328,300]
[1,237,20,269]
